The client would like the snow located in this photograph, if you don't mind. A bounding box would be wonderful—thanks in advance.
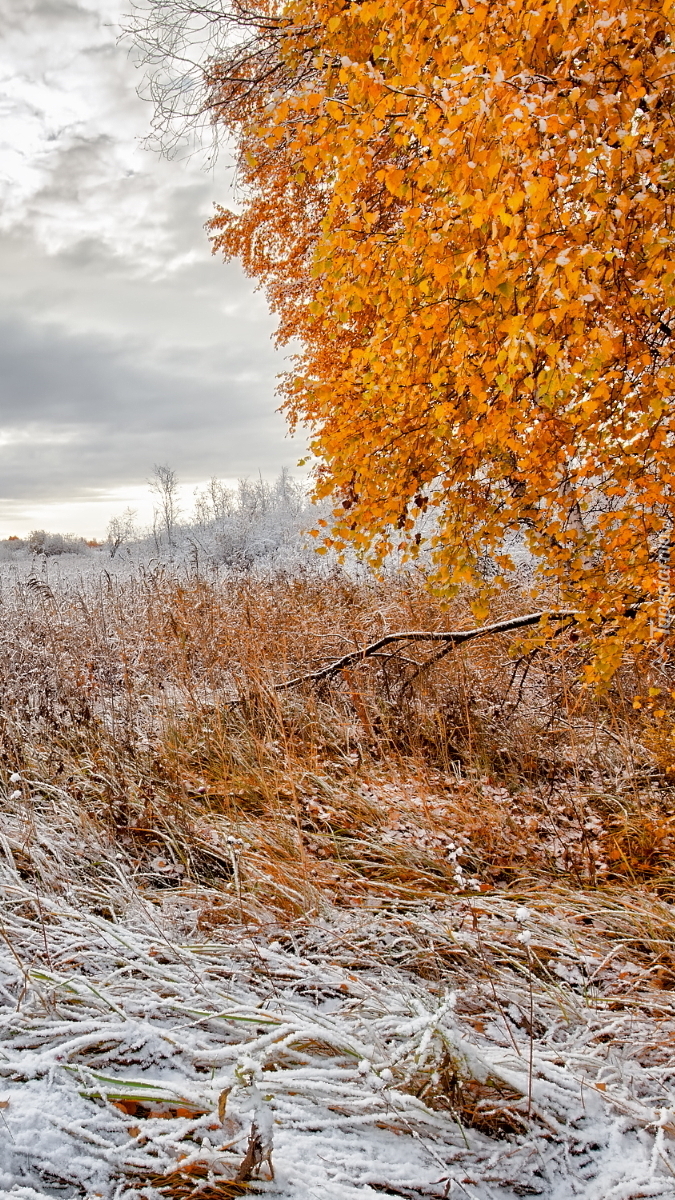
[0,852,673,1200]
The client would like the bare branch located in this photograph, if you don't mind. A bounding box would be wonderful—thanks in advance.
[124,0,319,159]
[276,609,580,690]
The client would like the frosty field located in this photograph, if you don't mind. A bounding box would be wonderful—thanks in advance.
[0,557,673,1198]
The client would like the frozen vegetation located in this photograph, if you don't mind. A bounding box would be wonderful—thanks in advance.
[0,477,671,1198]
[1,831,673,1200]
[0,472,326,577]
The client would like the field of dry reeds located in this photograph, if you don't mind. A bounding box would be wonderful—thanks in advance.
[2,562,674,904]
[1,561,674,1198]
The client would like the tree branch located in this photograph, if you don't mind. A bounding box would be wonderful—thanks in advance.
[277,609,580,690]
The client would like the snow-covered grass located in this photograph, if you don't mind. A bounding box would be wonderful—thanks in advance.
[1,813,674,1199]
[0,564,674,1196]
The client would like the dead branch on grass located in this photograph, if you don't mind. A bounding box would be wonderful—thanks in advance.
[277,609,580,689]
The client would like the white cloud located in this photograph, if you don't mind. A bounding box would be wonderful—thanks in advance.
[0,0,302,538]
[0,0,205,264]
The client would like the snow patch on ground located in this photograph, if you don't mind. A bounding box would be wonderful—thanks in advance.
[0,862,673,1197]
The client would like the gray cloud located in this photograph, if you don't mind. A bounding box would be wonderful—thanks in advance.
[0,0,301,533]
[0,306,291,502]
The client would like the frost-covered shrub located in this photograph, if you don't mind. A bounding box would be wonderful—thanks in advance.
[136,470,330,572]
[202,474,313,569]
[0,537,28,557]
[28,530,91,556]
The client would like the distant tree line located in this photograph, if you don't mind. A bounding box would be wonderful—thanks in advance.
[0,468,318,572]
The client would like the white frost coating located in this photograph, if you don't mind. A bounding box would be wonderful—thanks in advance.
[0,865,673,1196]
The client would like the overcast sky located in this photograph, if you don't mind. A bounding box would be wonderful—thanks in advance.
[0,0,300,537]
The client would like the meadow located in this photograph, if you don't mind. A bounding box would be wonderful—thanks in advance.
[61,0,675,1191]
[0,552,673,1197]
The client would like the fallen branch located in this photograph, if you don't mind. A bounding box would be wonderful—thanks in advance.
[277,609,580,690]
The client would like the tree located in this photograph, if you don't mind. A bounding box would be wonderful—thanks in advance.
[131,0,675,664]
[194,476,234,525]
[106,508,138,559]
[150,464,181,547]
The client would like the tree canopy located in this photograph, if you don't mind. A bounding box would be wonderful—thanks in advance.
[133,0,675,663]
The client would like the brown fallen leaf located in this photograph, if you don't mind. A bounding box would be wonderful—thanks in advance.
[236,1120,274,1183]
[218,1086,232,1124]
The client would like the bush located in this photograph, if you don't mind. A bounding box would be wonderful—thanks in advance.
[28,530,91,557]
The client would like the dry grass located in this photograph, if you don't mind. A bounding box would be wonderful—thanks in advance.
[1,838,675,1196]
[0,563,672,915]
[1,562,675,1196]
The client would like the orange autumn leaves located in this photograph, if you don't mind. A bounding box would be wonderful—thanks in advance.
[208,0,675,648]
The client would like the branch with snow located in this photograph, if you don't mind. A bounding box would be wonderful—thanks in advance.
[278,609,580,689]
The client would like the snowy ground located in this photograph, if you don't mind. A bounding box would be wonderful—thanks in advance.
[0,819,674,1200]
